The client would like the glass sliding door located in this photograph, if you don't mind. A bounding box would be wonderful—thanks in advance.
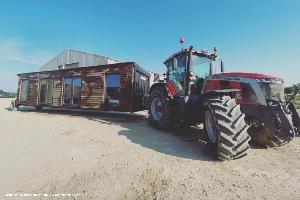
[72,77,81,105]
[39,79,53,104]
[47,80,53,103]
[63,77,81,105]
[63,78,73,105]
[39,80,47,104]
[20,80,29,101]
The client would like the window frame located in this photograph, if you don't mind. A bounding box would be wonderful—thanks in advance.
[39,79,54,105]
[105,73,121,105]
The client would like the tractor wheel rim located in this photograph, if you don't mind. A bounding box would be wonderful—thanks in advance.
[151,97,163,121]
[205,111,217,144]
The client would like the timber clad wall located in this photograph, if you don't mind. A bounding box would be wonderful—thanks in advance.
[16,62,141,112]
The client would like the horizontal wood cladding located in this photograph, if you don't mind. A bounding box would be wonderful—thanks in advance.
[16,62,135,112]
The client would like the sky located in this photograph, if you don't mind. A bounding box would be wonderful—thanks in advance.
[0,0,299,92]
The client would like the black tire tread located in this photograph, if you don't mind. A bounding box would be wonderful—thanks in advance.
[148,87,181,130]
[206,96,250,160]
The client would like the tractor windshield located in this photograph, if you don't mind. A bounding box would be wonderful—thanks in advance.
[190,56,211,80]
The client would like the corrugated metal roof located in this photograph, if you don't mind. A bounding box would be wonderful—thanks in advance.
[39,49,120,71]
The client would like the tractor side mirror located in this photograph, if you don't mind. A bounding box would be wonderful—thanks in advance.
[163,73,167,81]
[209,62,214,75]
[221,60,224,72]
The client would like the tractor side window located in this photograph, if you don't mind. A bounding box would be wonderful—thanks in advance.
[166,60,173,71]
[167,56,187,96]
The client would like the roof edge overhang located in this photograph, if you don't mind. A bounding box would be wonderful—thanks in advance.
[18,62,135,77]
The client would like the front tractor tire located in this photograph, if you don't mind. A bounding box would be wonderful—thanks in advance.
[205,96,251,160]
[149,87,174,130]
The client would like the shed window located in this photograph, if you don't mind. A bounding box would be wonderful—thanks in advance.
[105,74,120,104]
[20,80,29,101]
[63,77,81,105]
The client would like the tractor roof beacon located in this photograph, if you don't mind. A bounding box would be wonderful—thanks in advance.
[148,44,300,161]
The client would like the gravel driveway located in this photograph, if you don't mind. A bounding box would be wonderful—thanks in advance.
[0,98,299,200]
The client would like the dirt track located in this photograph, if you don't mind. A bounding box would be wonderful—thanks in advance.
[0,98,299,200]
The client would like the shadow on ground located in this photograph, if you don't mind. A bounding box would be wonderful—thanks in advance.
[7,106,214,161]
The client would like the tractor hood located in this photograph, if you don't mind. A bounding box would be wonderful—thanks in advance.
[212,72,284,83]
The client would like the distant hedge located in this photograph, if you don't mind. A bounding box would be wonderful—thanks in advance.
[9,93,17,98]
[284,86,294,94]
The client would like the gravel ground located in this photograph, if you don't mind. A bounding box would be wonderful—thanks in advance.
[0,98,299,200]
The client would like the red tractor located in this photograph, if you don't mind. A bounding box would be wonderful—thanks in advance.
[148,46,300,160]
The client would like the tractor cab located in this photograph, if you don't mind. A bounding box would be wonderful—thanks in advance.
[164,46,222,96]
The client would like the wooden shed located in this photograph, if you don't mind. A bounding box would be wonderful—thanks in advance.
[16,62,150,112]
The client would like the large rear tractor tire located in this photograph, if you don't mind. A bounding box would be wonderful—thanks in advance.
[204,96,251,160]
[148,87,178,130]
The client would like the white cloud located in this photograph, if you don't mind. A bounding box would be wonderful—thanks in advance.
[0,38,54,66]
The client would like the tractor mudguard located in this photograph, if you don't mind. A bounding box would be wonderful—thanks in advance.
[149,82,176,98]
[147,82,172,109]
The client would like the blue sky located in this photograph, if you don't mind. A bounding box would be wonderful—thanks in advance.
[0,0,299,92]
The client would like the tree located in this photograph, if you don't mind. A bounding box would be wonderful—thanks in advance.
[284,87,293,94]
